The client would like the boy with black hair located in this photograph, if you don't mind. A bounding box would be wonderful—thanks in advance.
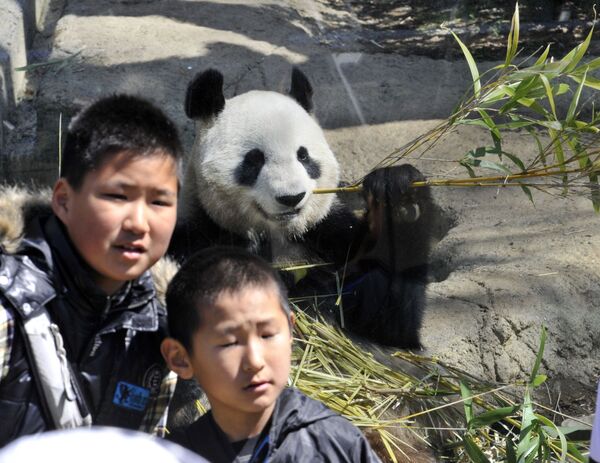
[161,247,381,462]
[0,94,181,445]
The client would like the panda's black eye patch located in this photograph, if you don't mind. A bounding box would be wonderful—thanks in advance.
[297,146,309,161]
[235,149,265,186]
[297,146,320,179]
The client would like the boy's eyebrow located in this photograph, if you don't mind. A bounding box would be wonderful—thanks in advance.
[215,317,278,334]
[105,180,177,196]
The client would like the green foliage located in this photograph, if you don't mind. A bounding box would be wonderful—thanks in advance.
[451,2,600,211]
[456,327,590,462]
[362,2,599,212]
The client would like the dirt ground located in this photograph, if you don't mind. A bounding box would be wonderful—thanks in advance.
[2,0,599,417]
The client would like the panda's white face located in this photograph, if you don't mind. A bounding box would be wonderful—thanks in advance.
[190,90,339,238]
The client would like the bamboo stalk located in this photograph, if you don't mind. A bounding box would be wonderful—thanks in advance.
[313,165,600,194]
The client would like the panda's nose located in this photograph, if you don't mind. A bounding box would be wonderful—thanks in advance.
[276,192,305,208]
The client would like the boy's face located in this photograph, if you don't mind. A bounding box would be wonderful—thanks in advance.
[187,285,292,424]
[52,150,178,295]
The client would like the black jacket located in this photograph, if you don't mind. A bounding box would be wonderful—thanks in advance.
[0,214,170,446]
[168,388,382,462]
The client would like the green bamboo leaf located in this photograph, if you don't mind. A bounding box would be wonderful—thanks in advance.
[520,185,534,204]
[574,120,600,132]
[531,374,547,387]
[533,44,551,66]
[535,120,563,131]
[520,389,536,438]
[506,437,517,463]
[460,381,474,426]
[508,66,551,82]
[539,417,567,462]
[469,406,520,429]
[575,56,600,71]
[555,83,570,96]
[549,129,569,191]
[481,83,515,104]
[555,27,593,75]
[501,151,525,171]
[520,434,540,463]
[564,24,595,74]
[567,69,587,124]
[516,99,549,117]
[466,146,488,159]
[492,131,502,156]
[477,109,501,139]
[530,326,547,384]
[450,30,481,97]
[552,423,593,438]
[495,121,534,130]
[500,76,549,115]
[505,2,520,67]
[463,436,490,463]
[459,119,534,131]
[458,119,498,129]
[462,163,477,178]
[566,442,587,461]
[539,74,557,119]
[477,159,512,175]
[569,74,600,91]
[565,138,589,170]
[524,126,546,166]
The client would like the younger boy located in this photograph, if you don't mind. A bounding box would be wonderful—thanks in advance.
[0,94,181,445]
[161,247,381,462]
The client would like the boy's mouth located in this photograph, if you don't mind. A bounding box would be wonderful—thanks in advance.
[244,380,271,392]
[114,243,147,256]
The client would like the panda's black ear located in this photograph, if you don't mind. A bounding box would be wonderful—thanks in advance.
[289,67,313,113]
[185,69,226,120]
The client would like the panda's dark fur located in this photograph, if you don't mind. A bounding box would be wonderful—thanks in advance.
[170,67,434,349]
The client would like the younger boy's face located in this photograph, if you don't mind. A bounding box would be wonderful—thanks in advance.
[52,150,178,295]
[189,285,292,425]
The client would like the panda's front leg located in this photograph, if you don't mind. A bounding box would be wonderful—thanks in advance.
[344,164,433,348]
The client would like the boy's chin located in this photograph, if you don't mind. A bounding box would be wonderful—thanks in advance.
[241,398,278,417]
[93,264,152,294]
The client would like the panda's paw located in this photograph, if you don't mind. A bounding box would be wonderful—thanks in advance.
[363,164,424,196]
[363,164,429,224]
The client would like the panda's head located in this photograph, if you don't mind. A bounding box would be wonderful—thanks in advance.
[183,68,339,238]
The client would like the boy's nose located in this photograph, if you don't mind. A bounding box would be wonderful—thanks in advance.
[124,202,150,234]
[243,341,265,372]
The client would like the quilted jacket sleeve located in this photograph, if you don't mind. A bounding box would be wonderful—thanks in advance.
[0,301,14,383]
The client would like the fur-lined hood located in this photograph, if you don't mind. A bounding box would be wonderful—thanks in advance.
[0,185,178,302]
[0,185,52,254]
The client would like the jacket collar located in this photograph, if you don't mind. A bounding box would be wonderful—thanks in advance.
[269,388,336,449]
[0,251,55,319]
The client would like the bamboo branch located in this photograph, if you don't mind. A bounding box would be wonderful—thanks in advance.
[313,165,600,194]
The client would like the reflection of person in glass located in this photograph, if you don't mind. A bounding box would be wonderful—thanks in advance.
[342,164,433,349]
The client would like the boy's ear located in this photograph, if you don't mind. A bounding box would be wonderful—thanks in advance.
[160,338,195,380]
[51,178,71,221]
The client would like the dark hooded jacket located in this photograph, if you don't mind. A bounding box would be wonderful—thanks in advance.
[167,387,382,463]
[0,214,170,446]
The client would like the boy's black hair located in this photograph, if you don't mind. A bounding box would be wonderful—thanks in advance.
[166,246,291,352]
[62,94,183,190]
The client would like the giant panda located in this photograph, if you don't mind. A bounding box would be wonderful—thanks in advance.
[169,67,434,349]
